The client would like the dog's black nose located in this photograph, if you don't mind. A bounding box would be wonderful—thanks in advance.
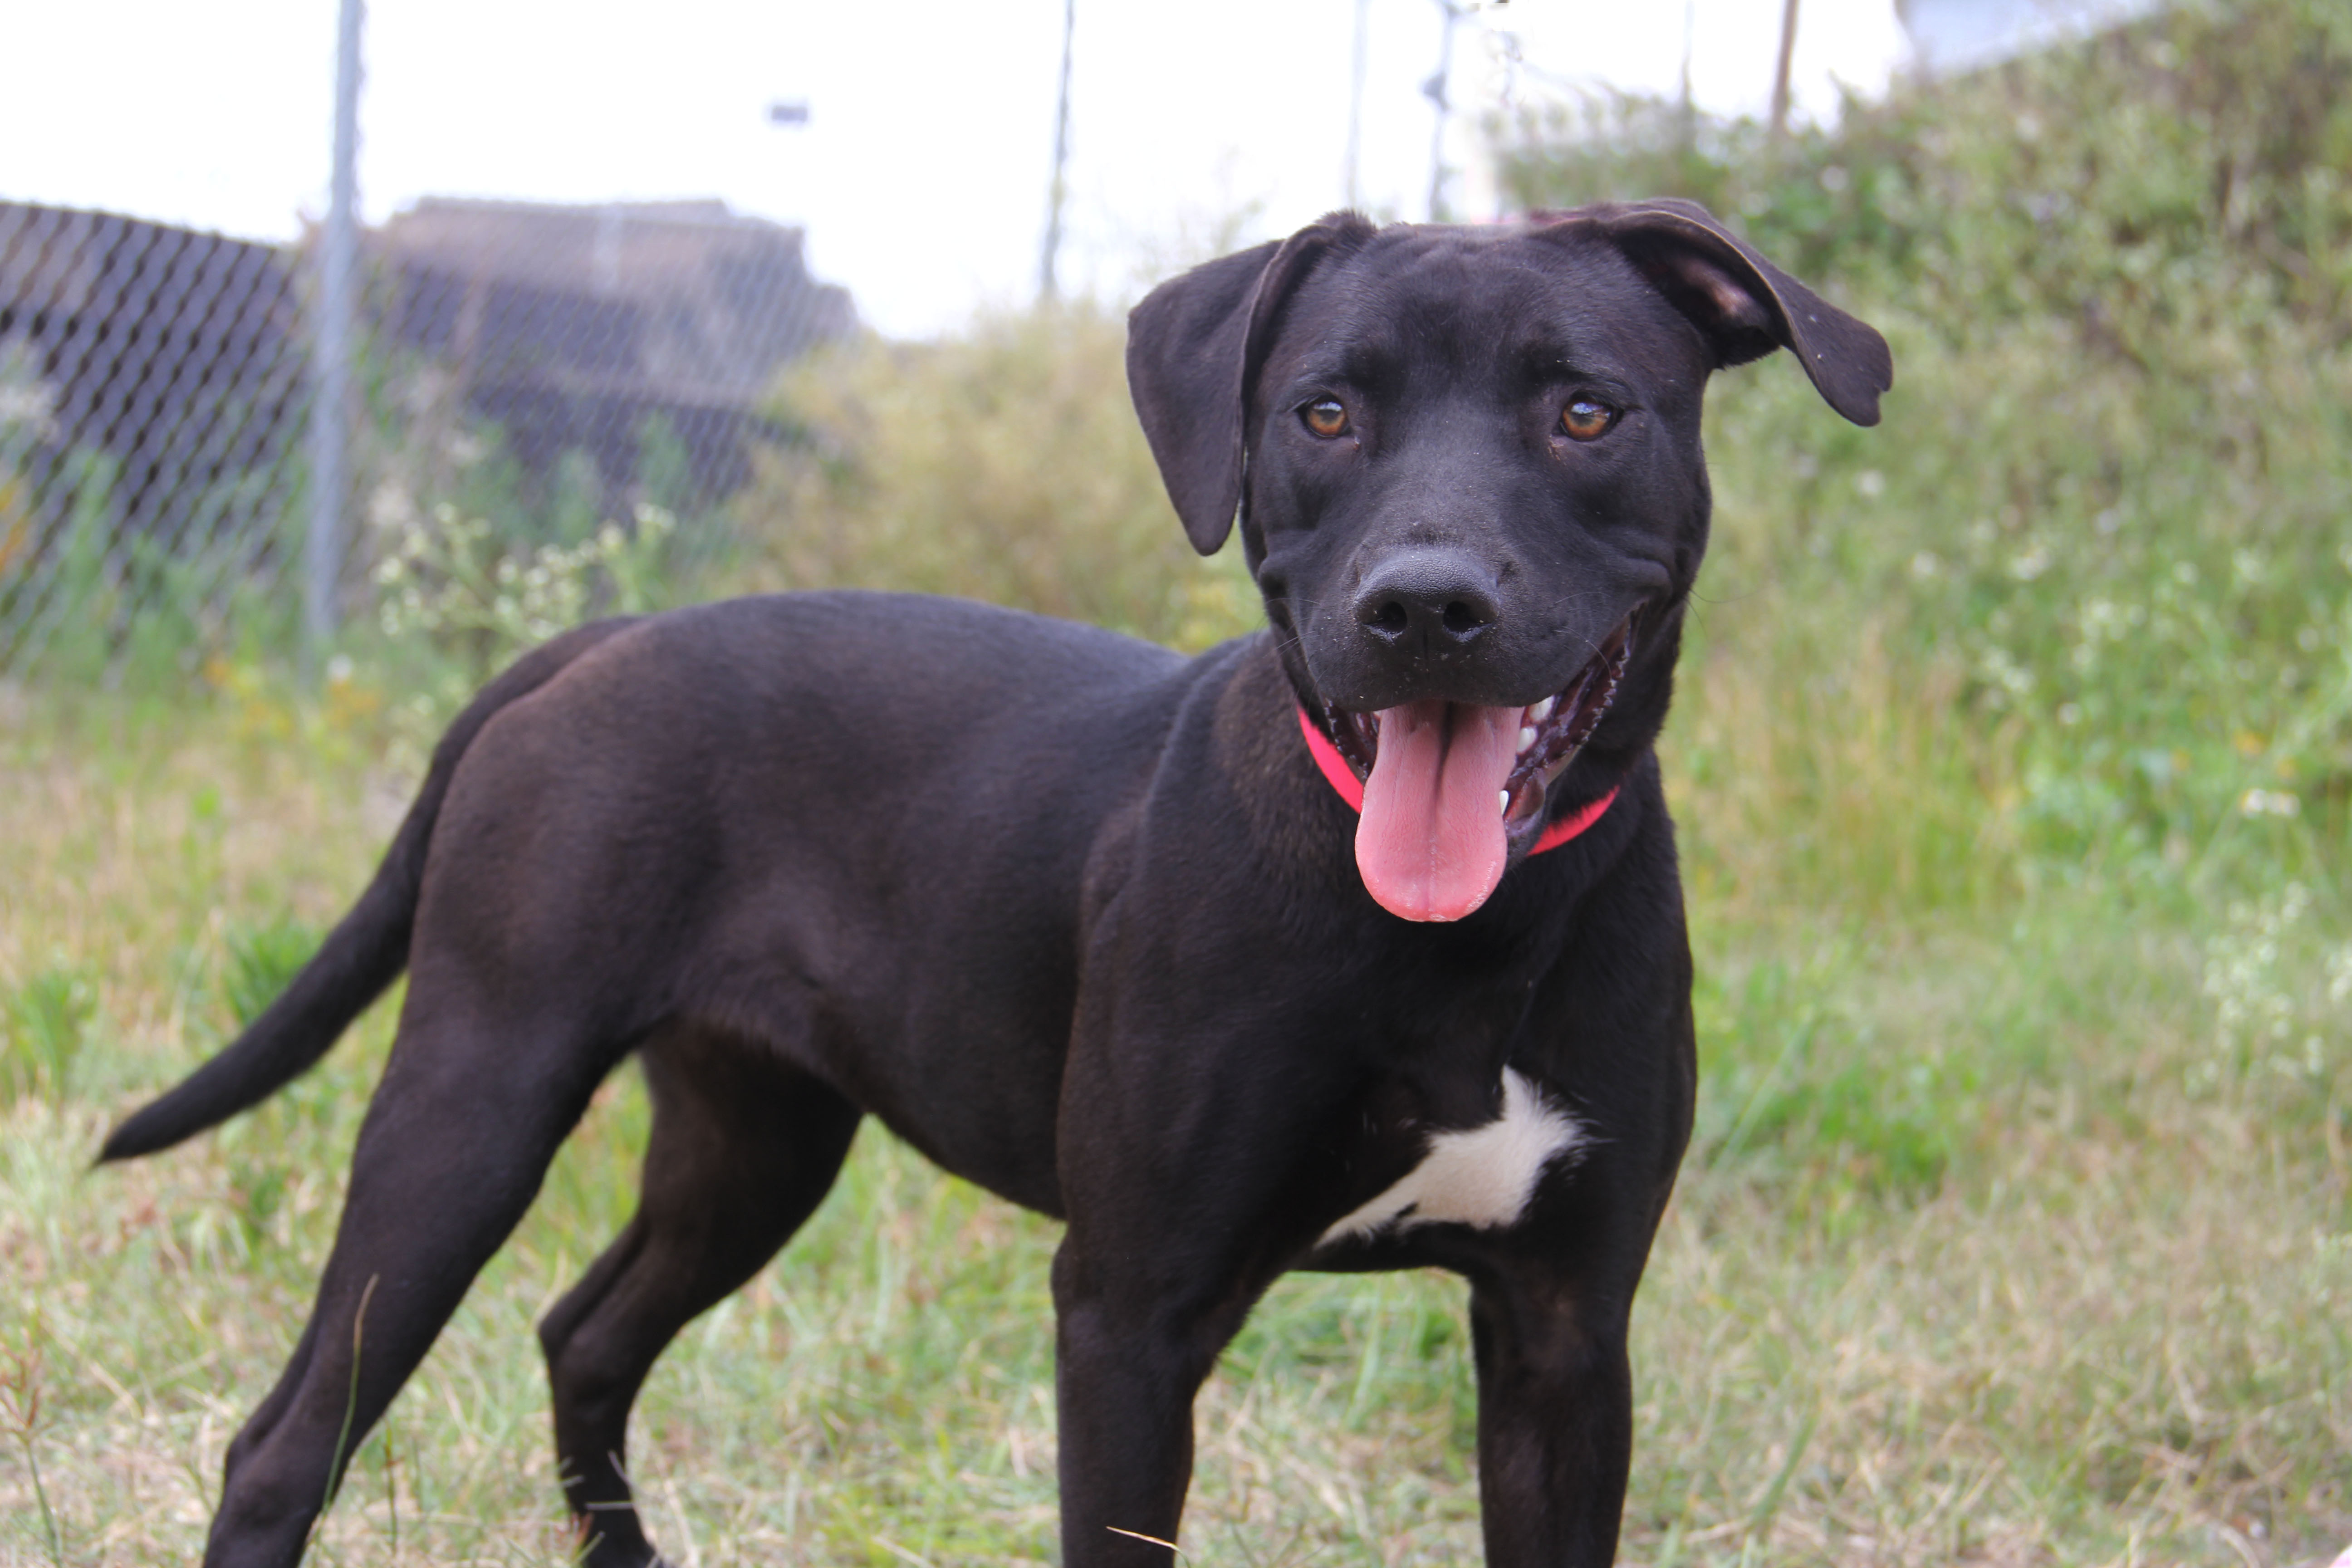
[1352,550,1500,652]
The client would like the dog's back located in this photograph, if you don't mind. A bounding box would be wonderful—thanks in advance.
[110,591,1197,1205]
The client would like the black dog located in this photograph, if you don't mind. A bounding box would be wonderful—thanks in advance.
[104,199,1887,1567]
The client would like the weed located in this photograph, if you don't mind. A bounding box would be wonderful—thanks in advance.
[220,916,323,1032]
[1,962,94,1103]
[0,1347,64,1568]
[375,501,681,683]
[2198,881,2352,1094]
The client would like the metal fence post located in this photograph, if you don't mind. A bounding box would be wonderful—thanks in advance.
[307,0,364,673]
[1039,0,1074,304]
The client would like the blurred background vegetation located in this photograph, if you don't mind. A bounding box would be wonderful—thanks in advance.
[3,1,2348,1563]
[1495,0,2352,907]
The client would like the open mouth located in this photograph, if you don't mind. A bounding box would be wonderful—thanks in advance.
[1324,615,1634,827]
[1317,613,1636,922]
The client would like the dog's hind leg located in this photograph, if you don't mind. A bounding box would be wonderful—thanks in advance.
[537,1025,862,1568]
[201,1013,619,1568]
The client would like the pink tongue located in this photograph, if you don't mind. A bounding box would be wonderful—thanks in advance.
[1355,700,1522,921]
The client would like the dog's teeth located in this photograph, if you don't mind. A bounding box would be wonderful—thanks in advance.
[1518,726,1537,752]
[1499,790,1512,815]
[1529,698,1554,723]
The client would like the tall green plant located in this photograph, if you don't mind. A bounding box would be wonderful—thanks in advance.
[1493,0,2352,343]
[1493,0,2352,911]
[375,501,682,682]
[742,306,1258,652]
[1,964,94,1103]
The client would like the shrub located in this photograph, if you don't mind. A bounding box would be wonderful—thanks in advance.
[1492,0,2352,913]
[219,916,323,1033]
[0,964,94,1102]
[738,304,1259,654]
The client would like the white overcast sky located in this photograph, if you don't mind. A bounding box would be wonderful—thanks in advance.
[1,0,1914,339]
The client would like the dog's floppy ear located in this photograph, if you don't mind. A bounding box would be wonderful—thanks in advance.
[1127,212,1378,554]
[1541,198,1892,426]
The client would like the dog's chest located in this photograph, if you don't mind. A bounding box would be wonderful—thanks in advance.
[1317,1069,1587,1248]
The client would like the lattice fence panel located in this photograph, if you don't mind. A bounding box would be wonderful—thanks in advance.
[0,197,853,679]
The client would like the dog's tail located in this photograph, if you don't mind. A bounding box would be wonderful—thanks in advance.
[98,619,639,1164]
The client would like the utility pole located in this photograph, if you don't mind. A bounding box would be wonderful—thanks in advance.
[1424,0,1464,222]
[1679,0,1698,153]
[1039,0,1075,302]
[306,0,363,674]
[1344,0,1370,210]
[1769,0,1801,145]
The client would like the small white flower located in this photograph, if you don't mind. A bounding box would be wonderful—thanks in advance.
[2238,788,2300,818]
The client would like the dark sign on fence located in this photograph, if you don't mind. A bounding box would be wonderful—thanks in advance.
[372,198,854,500]
[0,196,853,680]
[0,203,307,673]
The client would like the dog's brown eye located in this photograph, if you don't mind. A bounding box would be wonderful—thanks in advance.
[1561,397,1617,441]
[1302,398,1349,439]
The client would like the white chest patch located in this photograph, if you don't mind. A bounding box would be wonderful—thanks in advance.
[1317,1069,1587,1247]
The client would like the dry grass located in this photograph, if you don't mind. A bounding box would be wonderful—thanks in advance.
[3,666,2347,1567]
[17,14,2352,1553]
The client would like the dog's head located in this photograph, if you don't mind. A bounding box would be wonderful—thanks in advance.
[1127,199,1890,923]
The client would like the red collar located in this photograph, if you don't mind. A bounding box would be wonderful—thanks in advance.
[1296,708,1617,855]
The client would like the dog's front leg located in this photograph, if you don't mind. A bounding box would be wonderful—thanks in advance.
[1465,1269,1638,1567]
[1047,991,1328,1566]
[1049,1235,1250,1567]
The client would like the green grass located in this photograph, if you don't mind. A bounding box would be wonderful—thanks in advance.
[6,5,2352,1559]
[0,672,2345,1567]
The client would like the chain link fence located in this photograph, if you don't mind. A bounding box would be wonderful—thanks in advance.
[0,195,854,682]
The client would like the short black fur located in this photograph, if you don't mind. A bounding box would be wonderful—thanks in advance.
[104,201,1887,1568]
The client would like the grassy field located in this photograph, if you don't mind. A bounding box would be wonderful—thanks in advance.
[6,5,2352,1562]
[1,603,2346,1568]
